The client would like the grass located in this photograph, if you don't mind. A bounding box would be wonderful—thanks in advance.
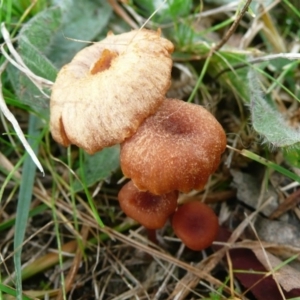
[1,0,300,299]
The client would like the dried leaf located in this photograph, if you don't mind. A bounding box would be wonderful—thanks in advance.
[252,249,300,292]
[215,228,300,299]
[229,248,284,300]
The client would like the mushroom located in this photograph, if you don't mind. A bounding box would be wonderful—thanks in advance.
[118,180,178,229]
[171,201,219,251]
[120,98,227,195]
[50,29,174,154]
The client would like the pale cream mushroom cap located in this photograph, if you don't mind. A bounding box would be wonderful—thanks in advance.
[50,29,174,154]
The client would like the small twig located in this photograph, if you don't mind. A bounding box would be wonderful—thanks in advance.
[269,188,300,219]
[208,0,253,57]
[245,220,286,300]
[215,52,300,80]
[57,226,89,300]
[193,1,241,19]
[108,0,139,29]
[104,226,238,296]
[249,52,300,62]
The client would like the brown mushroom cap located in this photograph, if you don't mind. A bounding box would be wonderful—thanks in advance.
[120,98,227,195]
[118,181,178,229]
[171,201,219,251]
[50,29,174,154]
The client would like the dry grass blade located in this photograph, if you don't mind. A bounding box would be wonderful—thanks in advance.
[108,0,139,29]
[269,189,300,219]
[0,61,44,174]
[209,0,253,56]
[102,227,239,297]
[57,226,89,300]
[245,221,286,299]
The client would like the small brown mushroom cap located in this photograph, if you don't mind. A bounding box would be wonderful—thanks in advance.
[171,201,219,251]
[118,181,178,229]
[120,99,227,195]
[50,29,174,154]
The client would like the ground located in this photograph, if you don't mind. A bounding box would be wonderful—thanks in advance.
[1,1,300,299]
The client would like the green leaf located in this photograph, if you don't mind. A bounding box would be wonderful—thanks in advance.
[7,66,50,116]
[72,146,120,193]
[283,148,300,168]
[7,7,61,114]
[249,69,300,149]
[167,0,192,19]
[18,6,62,55]
[8,35,58,113]
[7,1,113,114]
[0,283,33,300]
[13,114,42,300]
[240,149,300,183]
[130,0,192,23]
[48,0,113,68]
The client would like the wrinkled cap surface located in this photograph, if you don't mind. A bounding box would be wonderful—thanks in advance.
[120,98,227,195]
[172,201,219,251]
[118,180,178,229]
[50,29,174,154]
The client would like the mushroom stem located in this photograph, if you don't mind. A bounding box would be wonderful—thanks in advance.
[146,228,158,245]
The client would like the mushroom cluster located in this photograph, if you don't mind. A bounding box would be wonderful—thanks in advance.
[50,29,226,251]
[118,98,226,249]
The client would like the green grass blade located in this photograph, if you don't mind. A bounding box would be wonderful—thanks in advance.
[13,114,41,299]
[79,149,104,228]
[283,0,300,18]
[0,204,47,231]
[240,149,300,183]
[187,54,211,103]
[0,283,33,300]
[0,156,23,205]
[50,187,66,299]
